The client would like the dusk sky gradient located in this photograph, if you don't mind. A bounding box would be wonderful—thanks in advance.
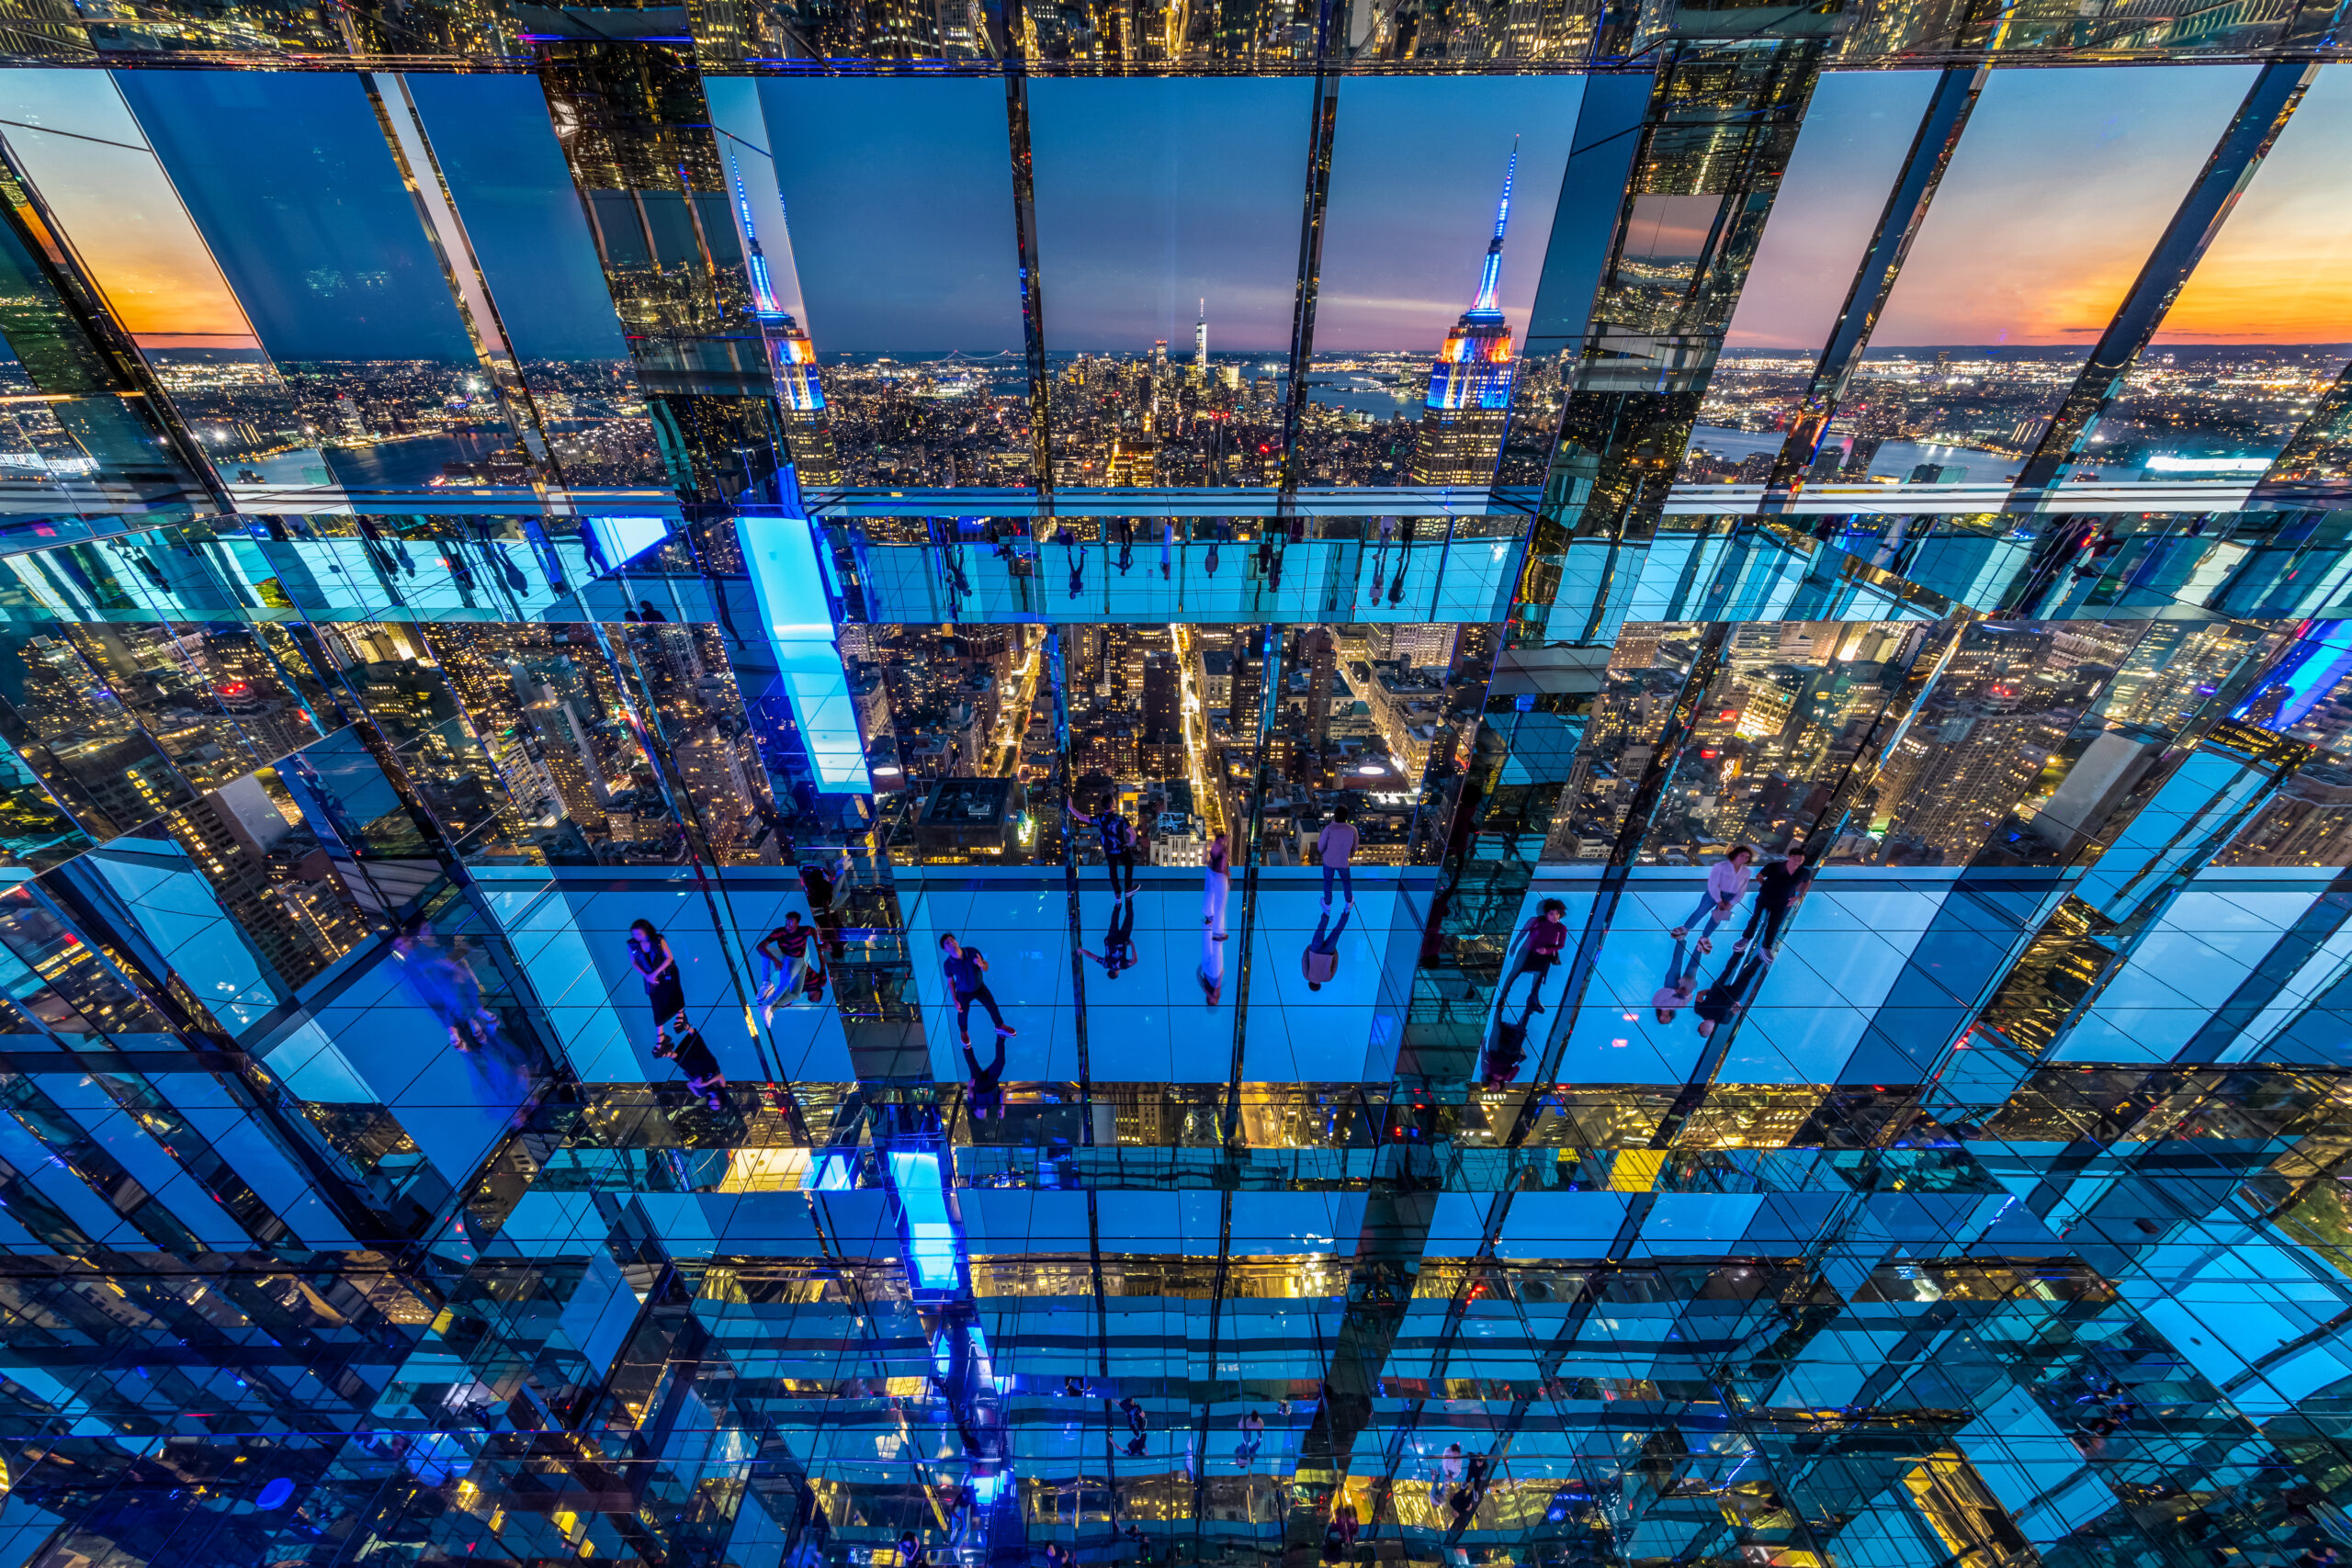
[114,69,479,364]
[1721,70,1939,354]
[1868,64,2255,347]
[0,69,255,347]
[760,76,1023,355]
[1314,75,1583,354]
[1029,78,1312,355]
[0,63,2347,374]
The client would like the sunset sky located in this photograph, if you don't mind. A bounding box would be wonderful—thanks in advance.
[0,68,255,348]
[0,62,2346,364]
[1730,63,2352,350]
[2148,62,2352,344]
[1870,64,2255,346]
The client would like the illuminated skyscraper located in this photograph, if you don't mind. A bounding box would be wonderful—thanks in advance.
[1193,299,1207,379]
[733,157,842,487]
[1409,145,1519,489]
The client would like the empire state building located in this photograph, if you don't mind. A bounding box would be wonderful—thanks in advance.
[1409,147,1519,489]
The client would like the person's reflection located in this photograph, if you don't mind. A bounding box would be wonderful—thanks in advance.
[1694,951,1770,1039]
[965,1032,1007,1121]
[1650,938,1703,1024]
[1480,987,1537,1089]
[1389,518,1414,607]
[1199,918,1224,1007]
[1062,525,1084,600]
[1079,897,1137,980]
[1303,906,1351,991]
[391,914,499,1053]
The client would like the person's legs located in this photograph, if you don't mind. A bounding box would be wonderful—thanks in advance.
[1321,863,1337,904]
[1736,898,1769,950]
[1494,952,1532,1014]
[1672,891,1715,939]
[1339,863,1353,905]
[1521,954,1555,1011]
[955,989,977,1045]
[967,982,1012,1033]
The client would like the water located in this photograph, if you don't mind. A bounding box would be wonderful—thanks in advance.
[1685,424,2011,483]
[226,434,510,494]
[1307,375,1416,419]
[324,433,506,491]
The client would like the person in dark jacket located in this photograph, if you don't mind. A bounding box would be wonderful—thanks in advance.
[1732,845,1811,957]
[1695,952,1771,1039]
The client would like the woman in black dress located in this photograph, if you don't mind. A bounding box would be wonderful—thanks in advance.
[630,919,726,1111]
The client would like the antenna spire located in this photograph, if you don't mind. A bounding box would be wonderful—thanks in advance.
[729,149,783,317]
[1473,138,1518,313]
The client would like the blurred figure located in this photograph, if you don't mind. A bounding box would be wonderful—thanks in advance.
[1204,829,1230,936]
[391,915,499,1053]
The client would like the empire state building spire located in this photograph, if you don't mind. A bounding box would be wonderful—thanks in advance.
[1409,142,1523,490]
[1473,140,1517,314]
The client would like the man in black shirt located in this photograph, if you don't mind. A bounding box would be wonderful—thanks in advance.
[1732,845,1811,957]
[1694,953,1770,1039]
[939,932,1018,1048]
[1066,795,1140,901]
[965,1032,1007,1121]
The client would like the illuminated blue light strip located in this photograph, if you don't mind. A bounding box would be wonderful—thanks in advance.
[887,1149,963,1292]
[741,508,871,792]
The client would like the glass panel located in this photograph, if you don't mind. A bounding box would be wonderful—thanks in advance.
[0,70,249,513]
[401,72,669,496]
[2091,64,2352,483]
[1828,65,2256,488]
[113,69,525,508]
[1306,76,1584,490]
[1680,70,1943,486]
[1030,79,1311,490]
[854,625,1056,865]
[757,77,1030,491]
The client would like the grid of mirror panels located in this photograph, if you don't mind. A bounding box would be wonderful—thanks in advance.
[0,7,2351,1568]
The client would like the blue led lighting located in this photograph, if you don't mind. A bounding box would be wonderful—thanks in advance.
[888,1149,963,1292]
